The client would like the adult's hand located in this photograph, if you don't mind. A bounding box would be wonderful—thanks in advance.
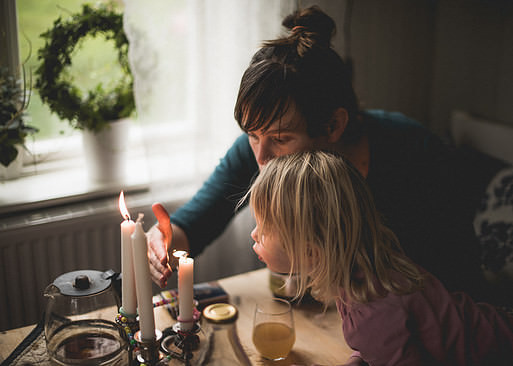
[148,203,173,287]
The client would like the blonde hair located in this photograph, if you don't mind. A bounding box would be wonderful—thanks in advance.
[247,151,423,304]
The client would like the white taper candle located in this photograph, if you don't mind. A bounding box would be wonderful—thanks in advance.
[131,213,156,340]
[121,218,136,316]
[178,255,194,330]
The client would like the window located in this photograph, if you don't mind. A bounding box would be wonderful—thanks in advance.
[18,0,126,140]
[2,0,288,212]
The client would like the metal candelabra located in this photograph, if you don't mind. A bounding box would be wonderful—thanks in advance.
[117,301,202,366]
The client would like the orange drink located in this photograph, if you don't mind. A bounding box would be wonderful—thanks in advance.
[252,321,295,360]
[253,298,295,361]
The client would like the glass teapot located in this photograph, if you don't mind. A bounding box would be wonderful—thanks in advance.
[44,269,128,365]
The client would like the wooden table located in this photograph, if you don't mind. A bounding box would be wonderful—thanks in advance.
[0,268,353,365]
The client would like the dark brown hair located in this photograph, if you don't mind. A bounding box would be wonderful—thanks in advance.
[234,6,360,141]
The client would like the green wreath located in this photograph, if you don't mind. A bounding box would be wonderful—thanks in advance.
[35,4,135,133]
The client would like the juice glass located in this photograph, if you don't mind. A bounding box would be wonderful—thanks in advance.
[252,298,295,361]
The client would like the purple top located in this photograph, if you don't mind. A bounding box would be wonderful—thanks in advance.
[337,270,513,365]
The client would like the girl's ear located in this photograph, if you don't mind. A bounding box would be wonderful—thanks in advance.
[327,108,349,143]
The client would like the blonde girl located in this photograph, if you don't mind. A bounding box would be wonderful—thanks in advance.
[247,151,513,366]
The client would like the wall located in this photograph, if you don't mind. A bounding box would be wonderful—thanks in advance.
[430,0,513,134]
[301,0,513,137]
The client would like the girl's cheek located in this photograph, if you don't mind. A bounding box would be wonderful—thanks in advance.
[252,243,264,262]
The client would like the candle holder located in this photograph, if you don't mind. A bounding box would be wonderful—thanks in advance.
[160,321,201,365]
[134,329,167,365]
[116,312,168,365]
[116,298,204,365]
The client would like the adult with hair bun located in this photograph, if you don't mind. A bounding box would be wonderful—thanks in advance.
[148,5,507,309]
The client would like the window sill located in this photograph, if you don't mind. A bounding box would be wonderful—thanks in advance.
[0,122,220,217]
[0,152,150,216]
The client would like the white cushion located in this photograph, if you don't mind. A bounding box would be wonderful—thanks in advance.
[451,110,513,165]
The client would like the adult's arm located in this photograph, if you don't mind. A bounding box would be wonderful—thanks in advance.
[148,134,258,286]
[169,134,258,257]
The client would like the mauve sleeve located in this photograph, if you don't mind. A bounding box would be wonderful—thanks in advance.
[343,297,426,366]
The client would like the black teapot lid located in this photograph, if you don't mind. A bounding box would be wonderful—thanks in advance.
[53,270,113,296]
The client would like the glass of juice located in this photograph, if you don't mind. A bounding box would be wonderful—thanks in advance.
[252,297,295,361]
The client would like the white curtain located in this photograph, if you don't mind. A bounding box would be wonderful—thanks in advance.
[122,0,296,183]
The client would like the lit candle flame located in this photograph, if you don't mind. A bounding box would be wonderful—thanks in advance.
[119,191,131,221]
[173,250,188,259]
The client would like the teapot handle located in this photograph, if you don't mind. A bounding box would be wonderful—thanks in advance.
[44,283,61,298]
[102,269,122,301]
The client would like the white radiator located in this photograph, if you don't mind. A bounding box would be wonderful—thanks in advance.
[0,196,259,331]
[0,207,126,331]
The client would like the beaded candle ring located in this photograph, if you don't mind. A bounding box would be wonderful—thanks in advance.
[116,312,138,348]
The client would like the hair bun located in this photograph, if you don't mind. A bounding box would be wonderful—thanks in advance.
[283,5,336,48]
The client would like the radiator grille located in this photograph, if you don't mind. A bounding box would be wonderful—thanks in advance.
[0,215,121,331]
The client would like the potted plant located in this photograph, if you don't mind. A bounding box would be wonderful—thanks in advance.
[0,66,37,179]
[35,3,135,183]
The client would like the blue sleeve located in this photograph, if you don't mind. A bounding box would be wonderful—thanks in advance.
[170,134,258,257]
